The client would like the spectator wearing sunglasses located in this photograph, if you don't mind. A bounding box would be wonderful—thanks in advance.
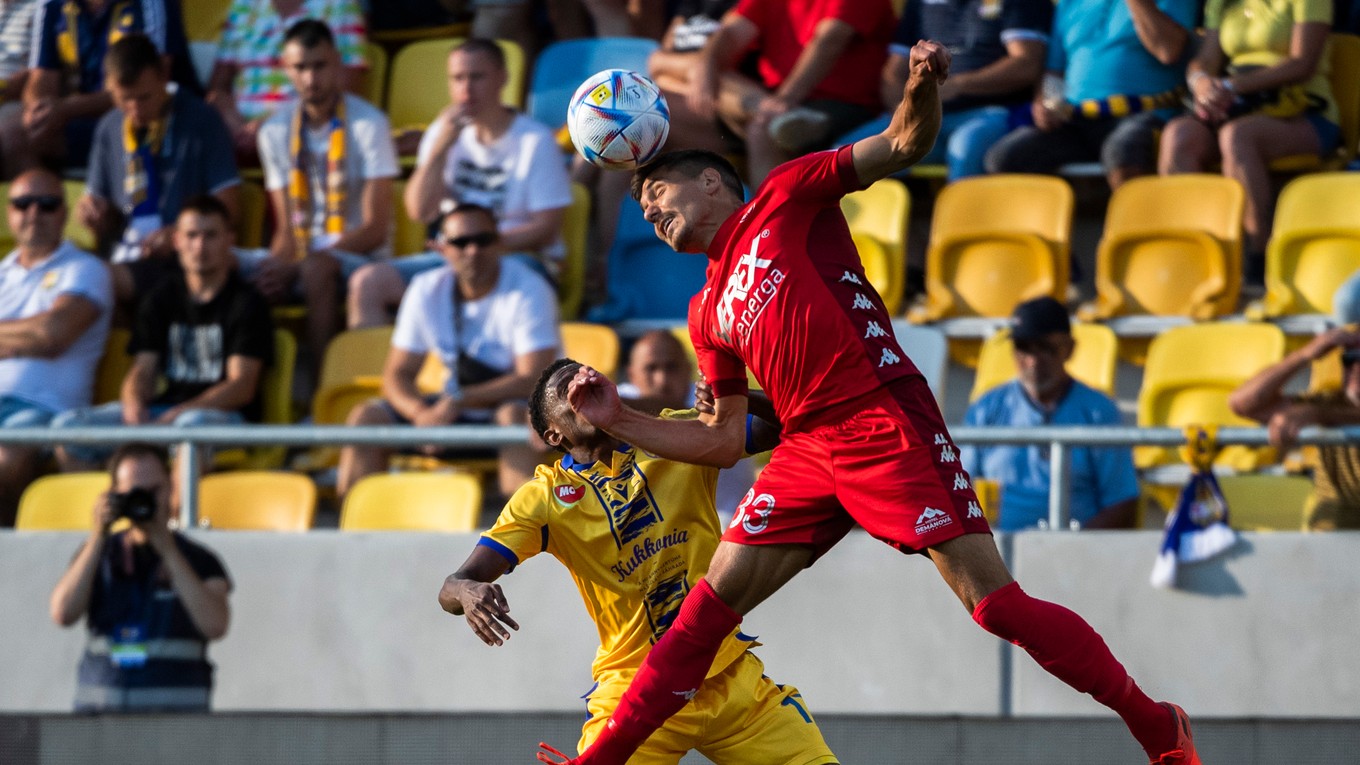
[0,168,113,526]
[960,297,1139,531]
[337,203,560,503]
[1230,325,1360,530]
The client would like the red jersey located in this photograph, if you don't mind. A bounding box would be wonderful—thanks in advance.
[689,146,923,435]
[734,0,894,110]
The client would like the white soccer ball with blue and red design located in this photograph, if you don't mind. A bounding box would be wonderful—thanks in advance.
[567,69,670,170]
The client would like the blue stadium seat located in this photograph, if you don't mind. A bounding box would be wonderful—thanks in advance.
[526,38,660,129]
[585,196,706,323]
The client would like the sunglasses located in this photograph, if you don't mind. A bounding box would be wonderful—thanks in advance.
[437,231,498,249]
[10,195,63,213]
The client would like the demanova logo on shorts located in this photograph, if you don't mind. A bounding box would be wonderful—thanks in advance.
[915,506,954,535]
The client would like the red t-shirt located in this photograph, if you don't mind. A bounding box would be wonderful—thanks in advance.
[689,146,922,434]
[734,0,895,110]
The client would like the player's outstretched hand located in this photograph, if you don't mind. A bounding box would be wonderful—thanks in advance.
[567,365,622,428]
[536,742,577,764]
[461,582,520,647]
[910,40,951,85]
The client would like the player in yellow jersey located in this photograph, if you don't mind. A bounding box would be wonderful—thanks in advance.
[438,358,838,765]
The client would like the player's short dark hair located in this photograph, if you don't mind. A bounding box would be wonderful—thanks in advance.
[283,18,336,50]
[452,38,505,70]
[529,358,581,447]
[107,442,171,481]
[103,33,162,86]
[178,195,232,227]
[437,203,498,233]
[630,150,745,204]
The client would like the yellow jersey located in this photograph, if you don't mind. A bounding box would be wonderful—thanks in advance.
[480,414,755,684]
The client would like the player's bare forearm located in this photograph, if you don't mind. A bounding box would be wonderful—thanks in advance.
[606,403,748,468]
[440,547,517,645]
[851,40,950,186]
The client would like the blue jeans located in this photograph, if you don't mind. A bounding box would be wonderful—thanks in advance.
[835,105,1013,180]
[51,402,245,466]
[0,396,56,427]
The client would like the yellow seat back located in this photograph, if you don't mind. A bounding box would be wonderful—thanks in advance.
[970,323,1118,402]
[1216,474,1313,531]
[917,175,1072,320]
[235,181,267,248]
[183,0,231,41]
[557,183,592,320]
[387,38,524,131]
[198,471,316,531]
[62,181,96,251]
[392,179,431,257]
[93,328,132,404]
[561,322,620,379]
[1091,175,1243,319]
[341,472,482,531]
[842,179,909,314]
[313,326,395,424]
[16,472,110,531]
[214,329,297,470]
[361,41,389,109]
[1329,33,1360,164]
[1259,173,1360,317]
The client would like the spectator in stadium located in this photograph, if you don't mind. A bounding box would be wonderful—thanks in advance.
[0,0,42,179]
[1229,325,1360,530]
[1157,0,1336,286]
[439,358,834,765]
[337,203,560,501]
[208,0,368,164]
[960,297,1139,531]
[49,442,232,712]
[677,0,895,186]
[24,0,199,169]
[52,197,273,471]
[253,18,396,386]
[646,0,739,157]
[78,34,239,307]
[984,0,1196,189]
[470,0,663,65]
[544,40,1198,765]
[0,168,113,527]
[835,0,1052,181]
[346,38,570,329]
[617,330,695,414]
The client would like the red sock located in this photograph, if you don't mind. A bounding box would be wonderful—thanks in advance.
[972,582,1175,759]
[577,579,740,764]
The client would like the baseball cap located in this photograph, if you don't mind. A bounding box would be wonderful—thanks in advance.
[1010,297,1071,343]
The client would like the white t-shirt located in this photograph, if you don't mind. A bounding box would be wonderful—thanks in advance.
[417,113,573,262]
[392,258,561,399]
[0,241,113,412]
[258,94,399,257]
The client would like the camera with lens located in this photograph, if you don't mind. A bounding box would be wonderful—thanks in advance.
[109,487,158,523]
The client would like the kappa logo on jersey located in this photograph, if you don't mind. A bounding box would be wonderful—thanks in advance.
[952,472,971,491]
[915,506,954,534]
[716,229,786,343]
[553,484,586,506]
[865,320,889,339]
[938,444,957,463]
[878,348,901,367]
[730,490,776,534]
[851,293,874,311]
[967,501,984,519]
[839,270,863,285]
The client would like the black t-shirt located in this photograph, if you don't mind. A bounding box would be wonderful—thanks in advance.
[130,271,274,421]
[85,532,232,639]
[670,0,738,52]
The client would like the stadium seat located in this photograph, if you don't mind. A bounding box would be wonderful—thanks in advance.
[387,38,525,133]
[182,0,231,42]
[214,330,297,470]
[557,183,592,320]
[340,472,482,531]
[669,325,764,391]
[235,181,266,249]
[1216,473,1313,531]
[312,326,395,425]
[561,322,620,380]
[853,234,894,312]
[1246,173,1360,321]
[841,179,909,314]
[1081,174,1243,324]
[198,471,316,531]
[391,179,431,257]
[890,320,948,406]
[1271,33,1360,171]
[93,328,132,405]
[586,195,707,322]
[62,181,96,252]
[15,472,110,531]
[969,323,1119,402]
[1136,322,1286,469]
[361,41,389,109]
[526,38,660,130]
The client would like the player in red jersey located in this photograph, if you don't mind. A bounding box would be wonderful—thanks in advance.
[536,41,1200,765]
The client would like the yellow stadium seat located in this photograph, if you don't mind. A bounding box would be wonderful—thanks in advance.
[93,328,132,404]
[1216,473,1313,531]
[361,41,389,110]
[909,175,1073,324]
[1136,322,1286,470]
[341,472,482,531]
[198,471,316,531]
[969,322,1118,402]
[853,233,893,312]
[557,183,592,320]
[370,22,471,46]
[214,330,296,470]
[1081,175,1243,323]
[1247,173,1360,320]
[392,179,431,257]
[61,181,96,251]
[235,181,266,249]
[16,472,110,531]
[313,326,395,425]
[387,38,525,133]
[562,322,620,379]
[182,0,231,42]
[841,179,909,314]
[1270,33,1360,171]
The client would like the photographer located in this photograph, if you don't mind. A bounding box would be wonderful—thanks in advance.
[49,443,231,712]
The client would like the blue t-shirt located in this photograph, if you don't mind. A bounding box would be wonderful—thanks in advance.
[961,379,1139,531]
[1047,0,1196,102]
[87,89,239,225]
[892,0,1052,111]
[31,0,198,95]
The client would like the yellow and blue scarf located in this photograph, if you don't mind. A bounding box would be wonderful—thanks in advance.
[57,0,136,73]
[287,97,347,259]
[122,108,166,217]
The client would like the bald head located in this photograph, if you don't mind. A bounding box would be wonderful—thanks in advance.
[627,331,693,410]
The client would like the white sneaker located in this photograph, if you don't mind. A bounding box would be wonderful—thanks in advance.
[768,107,830,152]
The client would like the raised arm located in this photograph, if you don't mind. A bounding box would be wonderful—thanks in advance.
[850,40,951,187]
[438,544,519,646]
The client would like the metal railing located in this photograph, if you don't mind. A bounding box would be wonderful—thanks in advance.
[5,424,1360,529]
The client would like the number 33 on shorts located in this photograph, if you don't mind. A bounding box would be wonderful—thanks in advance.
[731,491,776,534]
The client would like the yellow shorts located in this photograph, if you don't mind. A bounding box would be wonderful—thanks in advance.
[579,652,837,765]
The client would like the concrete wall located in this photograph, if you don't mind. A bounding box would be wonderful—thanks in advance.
[3,530,1358,717]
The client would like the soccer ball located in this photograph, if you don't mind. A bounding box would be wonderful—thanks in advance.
[567,69,670,170]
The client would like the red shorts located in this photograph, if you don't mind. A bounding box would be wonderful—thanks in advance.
[724,376,992,558]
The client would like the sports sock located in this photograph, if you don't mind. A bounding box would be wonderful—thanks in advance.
[972,581,1176,758]
[577,579,740,764]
